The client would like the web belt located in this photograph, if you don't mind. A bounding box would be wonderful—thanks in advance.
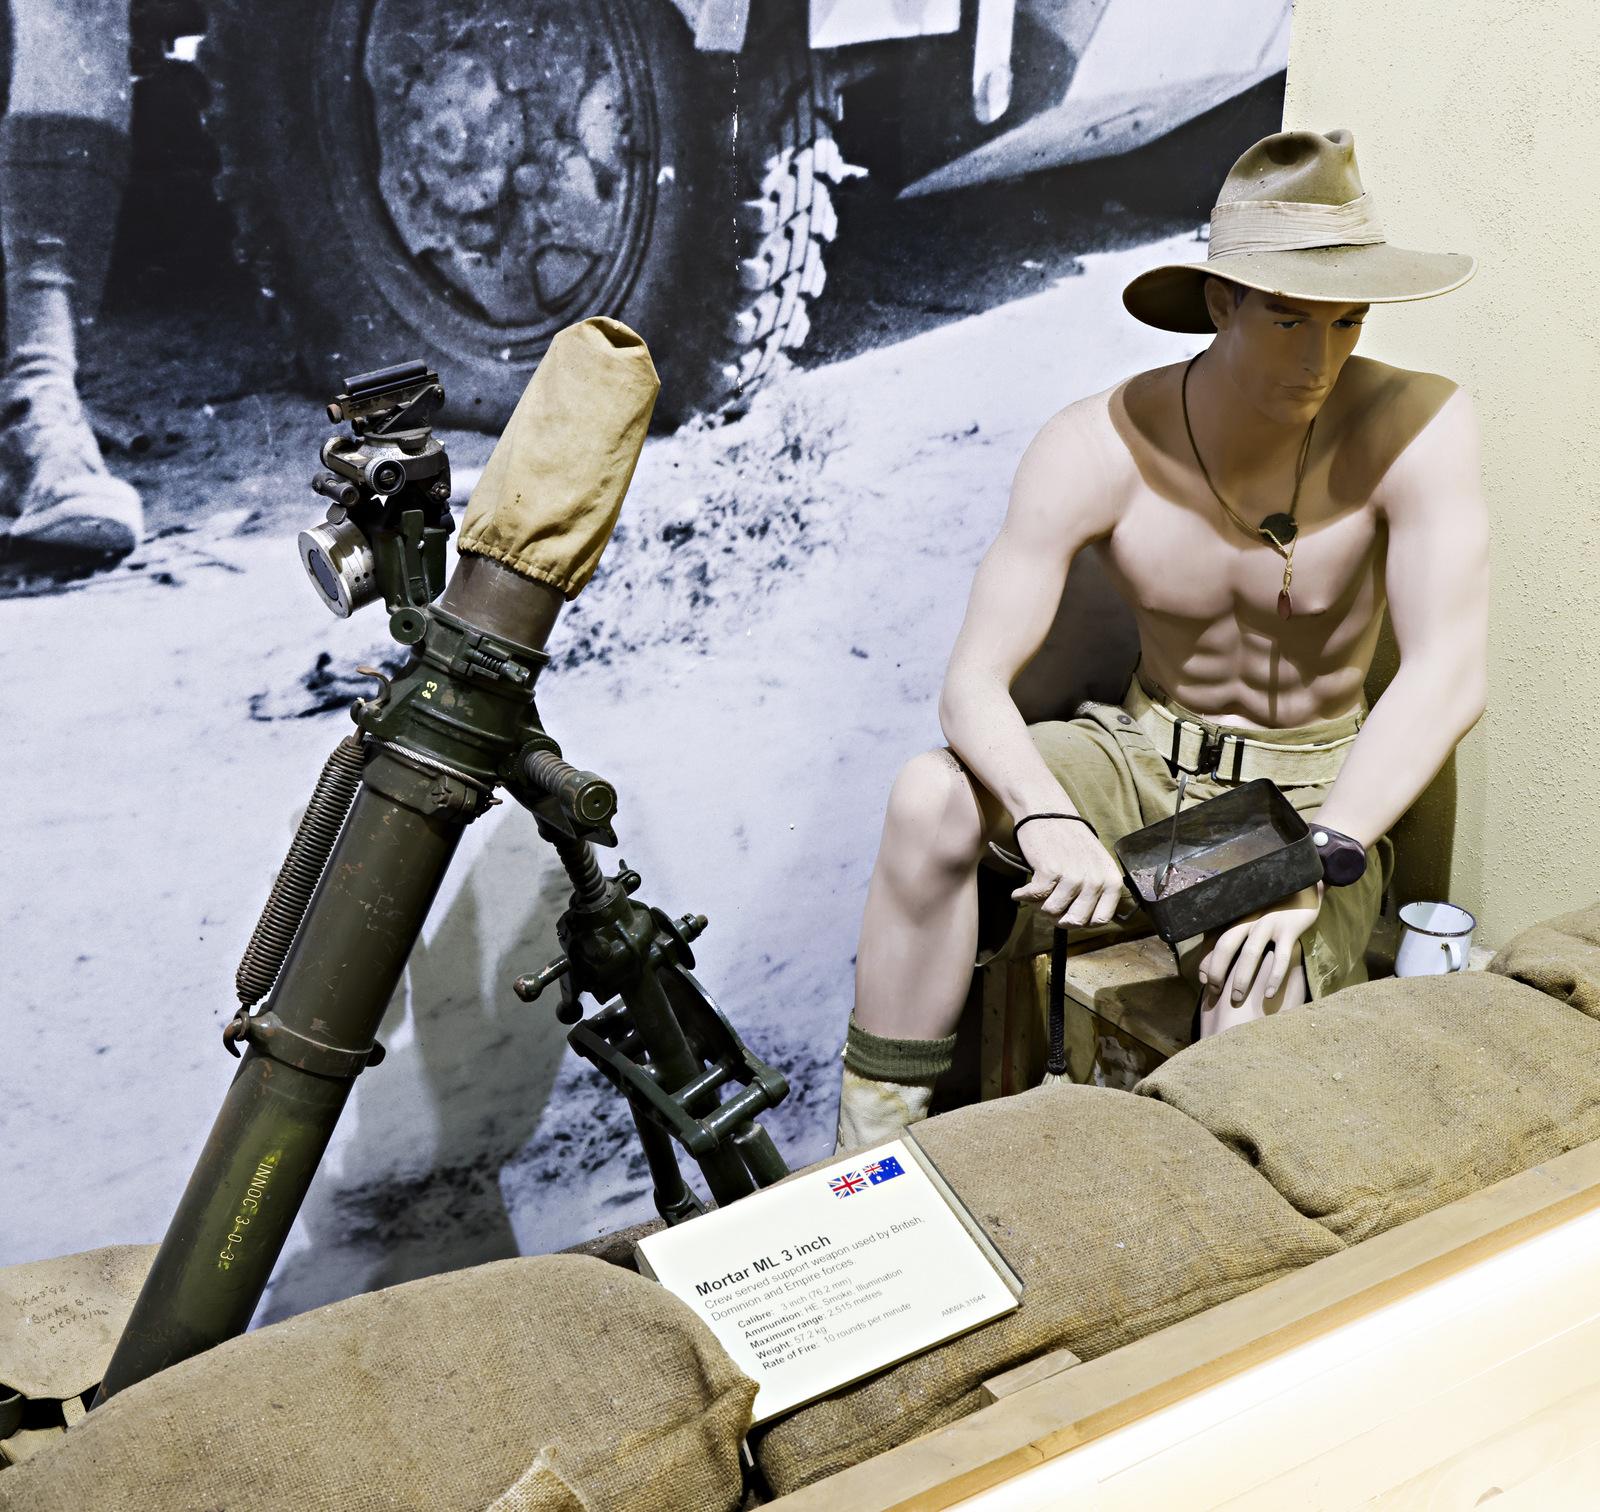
[1131,699,1361,785]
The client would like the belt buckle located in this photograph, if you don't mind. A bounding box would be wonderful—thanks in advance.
[1169,718,1246,780]
[1171,713,1216,774]
[1214,731,1245,782]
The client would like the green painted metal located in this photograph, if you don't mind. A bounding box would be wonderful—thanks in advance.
[93,360,789,1404]
[97,759,478,1398]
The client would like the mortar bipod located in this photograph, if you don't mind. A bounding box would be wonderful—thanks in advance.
[513,868,789,1225]
[570,960,790,1221]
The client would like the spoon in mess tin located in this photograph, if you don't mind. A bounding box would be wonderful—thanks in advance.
[1158,770,1189,897]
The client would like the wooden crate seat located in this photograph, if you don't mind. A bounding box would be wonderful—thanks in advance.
[977,916,1495,1099]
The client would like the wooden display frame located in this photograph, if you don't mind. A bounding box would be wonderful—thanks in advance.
[772,1136,1600,1508]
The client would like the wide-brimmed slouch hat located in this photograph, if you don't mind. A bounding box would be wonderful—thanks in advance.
[1123,128,1475,332]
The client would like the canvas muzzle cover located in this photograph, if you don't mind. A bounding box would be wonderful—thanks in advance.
[457,317,660,600]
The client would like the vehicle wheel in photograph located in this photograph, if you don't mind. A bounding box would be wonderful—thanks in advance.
[200,0,853,428]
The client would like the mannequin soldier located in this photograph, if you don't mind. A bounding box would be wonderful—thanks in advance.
[837,129,1488,1150]
[0,0,142,573]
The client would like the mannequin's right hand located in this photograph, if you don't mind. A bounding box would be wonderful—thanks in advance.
[1011,815,1126,928]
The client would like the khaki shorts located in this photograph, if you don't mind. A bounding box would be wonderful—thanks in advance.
[1016,667,1394,1003]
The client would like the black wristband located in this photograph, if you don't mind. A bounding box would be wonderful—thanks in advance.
[1312,823,1368,886]
[1014,811,1099,840]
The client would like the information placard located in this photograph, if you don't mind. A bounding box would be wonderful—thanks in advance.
[635,1136,1021,1422]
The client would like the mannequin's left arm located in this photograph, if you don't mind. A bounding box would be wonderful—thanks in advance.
[1312,386,1490,847]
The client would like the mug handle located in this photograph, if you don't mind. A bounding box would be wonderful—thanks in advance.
[1441,939,1468,972]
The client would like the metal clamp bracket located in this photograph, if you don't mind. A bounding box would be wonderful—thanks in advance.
[223,1010,386,1080]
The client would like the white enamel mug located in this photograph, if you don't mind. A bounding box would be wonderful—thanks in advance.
[1395,901,1477,977]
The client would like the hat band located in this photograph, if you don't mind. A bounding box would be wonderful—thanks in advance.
[1208,191,1386,258]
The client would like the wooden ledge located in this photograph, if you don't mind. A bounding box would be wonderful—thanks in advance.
[978,1346,1082,1405]
[768,1135,1600,1509]
[982,921,1499,1095]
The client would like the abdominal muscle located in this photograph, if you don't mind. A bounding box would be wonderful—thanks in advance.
[1091,453,1389,732]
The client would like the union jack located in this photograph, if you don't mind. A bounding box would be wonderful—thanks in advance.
[829,1170,867,1197]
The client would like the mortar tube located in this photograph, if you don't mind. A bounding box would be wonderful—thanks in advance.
[437,554,564,662]
[95,751,472,1400]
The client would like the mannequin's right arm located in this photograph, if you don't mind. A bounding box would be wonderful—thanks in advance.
[937,401,1126,923]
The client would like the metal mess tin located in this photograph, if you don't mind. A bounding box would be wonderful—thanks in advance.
[1115,778,1323,944]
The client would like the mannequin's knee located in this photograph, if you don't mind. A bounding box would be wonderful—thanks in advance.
[1194,934,1309,1039]
[880,749,986,879]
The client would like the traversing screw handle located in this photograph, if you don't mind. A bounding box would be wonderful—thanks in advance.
[514,956,570,1002]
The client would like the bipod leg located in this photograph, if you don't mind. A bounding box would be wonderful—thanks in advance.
[625,1084,706,1224]
[730,1120,788,1189]
[655,962,789,1192]
[620,965,762,1208]
[524,836,786,1214]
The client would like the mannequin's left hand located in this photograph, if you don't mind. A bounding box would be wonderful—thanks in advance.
[1199,881,1324,1009]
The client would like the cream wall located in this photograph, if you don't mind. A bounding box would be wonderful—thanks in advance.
[1287,0,1600,946]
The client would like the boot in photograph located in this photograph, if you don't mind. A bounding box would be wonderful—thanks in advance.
[0,114,141,571]
[1,357,142,562]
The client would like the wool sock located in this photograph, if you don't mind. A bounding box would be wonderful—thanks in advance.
[835,1018,958,1154]
[842,1018,958,1082]
[1,114,129,361]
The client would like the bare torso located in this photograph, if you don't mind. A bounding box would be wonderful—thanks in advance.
[1090,355,1457,729]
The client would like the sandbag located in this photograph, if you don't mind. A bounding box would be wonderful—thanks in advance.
[1488,900,1600,1020]
[0,1254,755,1512]
[753,1084,1341,1495]
[0,1244,156,1465]
[1138,969,1600,1244]
[0,1244,155,1402]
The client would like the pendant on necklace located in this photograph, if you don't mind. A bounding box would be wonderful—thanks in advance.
[1277,589,1293,621]
[1259,512,1298,551]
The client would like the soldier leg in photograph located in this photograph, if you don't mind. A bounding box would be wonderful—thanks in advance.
[0,0,141,569]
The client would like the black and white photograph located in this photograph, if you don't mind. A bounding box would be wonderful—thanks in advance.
[4,0,1288,1306]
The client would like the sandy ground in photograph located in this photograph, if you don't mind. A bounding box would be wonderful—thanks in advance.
[2,232,1201,1321]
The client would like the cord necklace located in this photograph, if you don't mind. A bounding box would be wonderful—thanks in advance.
[1181,352,1316,621]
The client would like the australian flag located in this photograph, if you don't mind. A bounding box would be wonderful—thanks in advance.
[863,1156,905,1185]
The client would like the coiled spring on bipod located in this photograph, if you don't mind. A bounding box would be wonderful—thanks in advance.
[233,734,369,1012]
